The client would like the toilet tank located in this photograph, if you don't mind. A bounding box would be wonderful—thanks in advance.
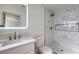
[34,36,44,47]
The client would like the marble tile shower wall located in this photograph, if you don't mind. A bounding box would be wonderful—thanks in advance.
[53,5,79,53]
[55,7,79,24]
[44,7,55,47]
[54,31,79,53]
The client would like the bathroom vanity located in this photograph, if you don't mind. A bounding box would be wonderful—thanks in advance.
[0,37,36,54]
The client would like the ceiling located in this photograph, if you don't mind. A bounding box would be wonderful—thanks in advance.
[43,4,79,11]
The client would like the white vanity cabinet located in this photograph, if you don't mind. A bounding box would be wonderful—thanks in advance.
[0,42,35,54]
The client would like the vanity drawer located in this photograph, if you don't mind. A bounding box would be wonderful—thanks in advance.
[0,42,35,54]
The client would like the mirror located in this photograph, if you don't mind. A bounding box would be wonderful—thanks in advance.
[0,4,27,29]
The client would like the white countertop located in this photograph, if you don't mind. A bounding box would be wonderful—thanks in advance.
[0,37,36,51]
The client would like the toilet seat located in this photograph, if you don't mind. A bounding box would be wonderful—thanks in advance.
[39,45,52,54]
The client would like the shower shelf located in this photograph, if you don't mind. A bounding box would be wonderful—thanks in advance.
[55,23,79,32]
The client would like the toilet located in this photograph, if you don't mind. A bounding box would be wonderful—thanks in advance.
[39,45,53,54]
[35,36,53,54]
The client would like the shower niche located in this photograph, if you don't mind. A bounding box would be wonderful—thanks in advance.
[55,23,79,32]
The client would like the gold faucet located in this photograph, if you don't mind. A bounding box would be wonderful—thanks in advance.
[8,36,12,40]
[14,32,16,40]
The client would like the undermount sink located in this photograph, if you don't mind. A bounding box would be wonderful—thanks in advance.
[0,39,25,47]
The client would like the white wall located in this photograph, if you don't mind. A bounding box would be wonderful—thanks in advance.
[28,4,44,47]
[45,4,79,54]
[0,4,26,27]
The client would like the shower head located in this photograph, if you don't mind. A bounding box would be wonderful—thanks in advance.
[50,11,54,17]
